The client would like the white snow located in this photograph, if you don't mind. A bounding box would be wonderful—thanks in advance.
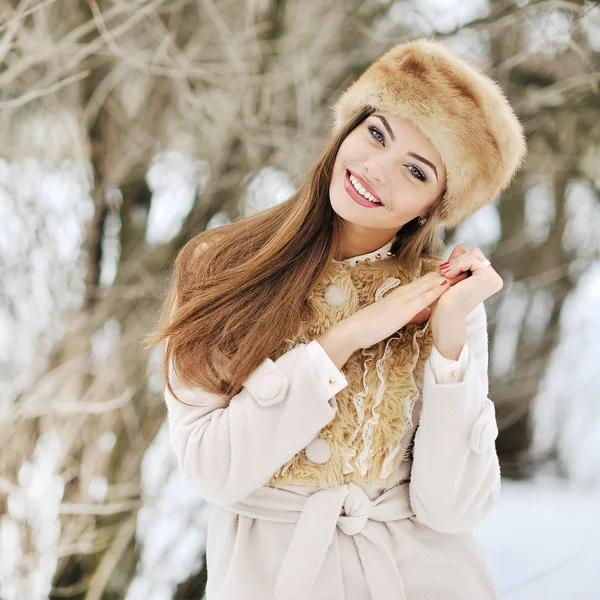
[523,288,554,343]
[490,281,529,379]
[99,188,123,288]
[242,166,296,217]
[145,151,209,245]
[124,423,211,600]
[563,179,600,258]
[525,9,574,58]
[525,180,556,246]
[387,0,490,36]
[450,202,502,252]
[583,5,600,52]
[0,430,65,600]
[475,474,600,599]
[530,260,600,488]
[0,157,94,380]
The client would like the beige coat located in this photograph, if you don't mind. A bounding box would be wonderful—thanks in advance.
[164,240,501,599]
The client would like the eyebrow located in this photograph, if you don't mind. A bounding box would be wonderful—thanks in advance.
[374,114,439,182]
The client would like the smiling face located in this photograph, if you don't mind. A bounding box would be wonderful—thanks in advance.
[329,110,447,255]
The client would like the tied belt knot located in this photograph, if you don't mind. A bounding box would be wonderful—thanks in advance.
[225,481,415,600]
[338,482,372,535]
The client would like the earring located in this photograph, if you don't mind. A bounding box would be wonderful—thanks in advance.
[418,216,428,226]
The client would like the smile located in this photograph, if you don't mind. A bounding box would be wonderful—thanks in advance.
[344,170,384,208]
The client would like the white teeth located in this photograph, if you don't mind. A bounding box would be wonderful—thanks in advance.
[348,174,381,204]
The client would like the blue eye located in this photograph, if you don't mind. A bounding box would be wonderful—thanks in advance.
[407,165,427,182]
[368,125,385,145]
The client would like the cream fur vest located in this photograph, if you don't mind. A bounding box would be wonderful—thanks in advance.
[267,254,441,489]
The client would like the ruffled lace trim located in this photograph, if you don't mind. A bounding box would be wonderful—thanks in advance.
[355,333,401,476]
[380,440,404,479]
[343,277,403,476]
[380,317,430,478]
[375,277,402,301]
[342,348,375,474]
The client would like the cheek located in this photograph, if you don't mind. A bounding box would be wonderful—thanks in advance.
[329,170,346,210]
[330,153,346,188]
[328,162,345,208]
[387,184,432,214]
[336,133,367,164]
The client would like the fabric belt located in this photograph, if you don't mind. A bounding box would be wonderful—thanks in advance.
[224,482,415,600]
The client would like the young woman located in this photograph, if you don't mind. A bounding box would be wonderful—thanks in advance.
[145,38,527,600]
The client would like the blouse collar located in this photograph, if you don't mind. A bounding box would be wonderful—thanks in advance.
[332,237,395,267]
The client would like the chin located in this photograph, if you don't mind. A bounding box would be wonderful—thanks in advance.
[329,189,356,223]
[329,182,376,226]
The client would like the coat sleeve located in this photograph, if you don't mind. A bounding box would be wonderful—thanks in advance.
[164,340,348,507]
[409,301,501,534]
[429,342,469,383]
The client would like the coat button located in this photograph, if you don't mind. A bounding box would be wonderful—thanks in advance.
[305,437,331,464]
[324,284,348,307]
[257,373,282,400]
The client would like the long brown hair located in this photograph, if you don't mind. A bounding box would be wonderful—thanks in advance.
[142,106,446,404]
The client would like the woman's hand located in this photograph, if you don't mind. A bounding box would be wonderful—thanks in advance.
[435,244,503,317]
[428,244,503,359]
[342,271,452,350]
[323,245,502,358]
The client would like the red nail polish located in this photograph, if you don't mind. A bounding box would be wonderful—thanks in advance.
[440,280,448,286]
[440,262,450,268]
[441,266,450,272]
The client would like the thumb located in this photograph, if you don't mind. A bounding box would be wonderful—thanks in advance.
[406,306,431,326]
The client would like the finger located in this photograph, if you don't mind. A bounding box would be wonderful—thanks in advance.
[440,248,490,277]
[405,276,450,318]
[444,271,469,286]
[393,271,445,302]
[439,245,468,272]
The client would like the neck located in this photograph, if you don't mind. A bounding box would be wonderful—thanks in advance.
[336,228,396,261]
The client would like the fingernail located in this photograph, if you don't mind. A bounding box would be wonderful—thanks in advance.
[440,280,448,286]
[440,262,450,268]
[441,266,450,273]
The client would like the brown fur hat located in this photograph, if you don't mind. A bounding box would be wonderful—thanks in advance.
[332,37,527,228]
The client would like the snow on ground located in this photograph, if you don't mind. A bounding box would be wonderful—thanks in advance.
[475,473,600,600]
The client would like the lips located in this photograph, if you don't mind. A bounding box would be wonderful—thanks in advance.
[347,169,383,205]
[344,170,384,209]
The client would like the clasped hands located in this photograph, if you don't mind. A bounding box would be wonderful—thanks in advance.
[415,244,503,360]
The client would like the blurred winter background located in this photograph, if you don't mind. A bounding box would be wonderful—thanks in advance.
[0,0,599,598]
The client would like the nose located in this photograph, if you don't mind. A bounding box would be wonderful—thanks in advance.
[364,161,385,185]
